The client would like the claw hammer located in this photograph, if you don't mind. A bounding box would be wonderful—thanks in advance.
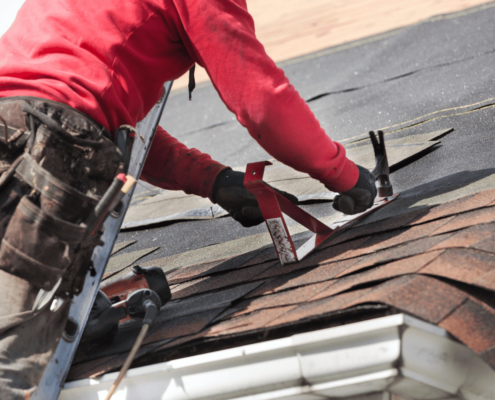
[369,130,393,197]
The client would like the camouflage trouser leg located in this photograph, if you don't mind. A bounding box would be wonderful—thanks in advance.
[0,270,70,400]
[0,97,121,399]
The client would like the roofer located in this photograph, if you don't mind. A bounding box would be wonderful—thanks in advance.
[0,0,377,397]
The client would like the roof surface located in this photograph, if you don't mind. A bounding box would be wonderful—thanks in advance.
[68,1,495,384]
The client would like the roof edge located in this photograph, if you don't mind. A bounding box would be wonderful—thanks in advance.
[59,313,495,400]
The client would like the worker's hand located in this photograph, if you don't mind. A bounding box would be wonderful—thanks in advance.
[332,165,377,215]
[212,168,298,227]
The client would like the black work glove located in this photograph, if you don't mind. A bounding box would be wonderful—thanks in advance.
[332,165,377,215]
[212,168,298,227]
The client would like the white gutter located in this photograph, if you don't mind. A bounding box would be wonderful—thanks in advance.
[59,314,495,400]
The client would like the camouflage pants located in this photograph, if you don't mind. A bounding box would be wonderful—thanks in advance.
[0,97,121,399]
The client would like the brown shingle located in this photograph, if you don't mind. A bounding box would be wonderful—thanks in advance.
[473,267,495,292]
[419,248,495,289]
[268,275,467,328]
[75,188,495,381]
[251,238,369,281]
[370,275,467,323]
[68,354,116,381]
[152,331,208,354]
[168,251,262,284]
[144,308,225,345]
[431,207,495,235]
[243,276,278,298]
[370,218,455,251]
[356,213,427,239]
[333,229,407,260]
[258,219,454,285]
[67,341,162,381]
[266,287,373,327]
[299,236,371,267]
[429,223,495,250]
[239,247,278,267]
[329,207,429,245]
[172,262,273,299]
[159,282,263,323]
[251,258,357,296]
[210,305,251,322]
[311,251,443,301]
[339,218,452,261]
[472,234,495,254]
[413,189,495,225]
[439,299,495,354]
[168,258,235,284]
[480,346,495,369]
[218,281,331,320]
[207,306,296,336]
[355,207,429,229]
[171,275,208,297]
[335,233,452,278]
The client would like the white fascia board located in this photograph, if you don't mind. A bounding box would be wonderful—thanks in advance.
[290,313,406,347]
[309,369,398,397]
[60,314,495,400]
[400,327,473,393]
[296,327,400,383]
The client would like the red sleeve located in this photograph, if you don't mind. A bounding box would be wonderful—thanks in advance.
[168,0,359,192]
[141,126,228,199]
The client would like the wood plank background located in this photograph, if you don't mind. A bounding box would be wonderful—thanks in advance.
[173,0,492,90]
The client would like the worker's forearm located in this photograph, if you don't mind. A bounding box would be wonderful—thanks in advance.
[171,0,359,192]
[141,126,228,199]
[238,81,359,192]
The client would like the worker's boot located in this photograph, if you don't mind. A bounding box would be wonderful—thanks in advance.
[0,97,122,399]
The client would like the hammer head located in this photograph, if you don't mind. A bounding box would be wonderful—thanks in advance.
[369,130,393,197]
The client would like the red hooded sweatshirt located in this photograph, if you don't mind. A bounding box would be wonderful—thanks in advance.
[0,0,358,199]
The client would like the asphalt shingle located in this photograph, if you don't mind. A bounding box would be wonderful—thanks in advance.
[440,299,495,356]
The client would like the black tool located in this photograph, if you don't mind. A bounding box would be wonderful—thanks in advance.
[369,130,393,197]
[109,175,136,218]
[84,173,127,234]
[100,265,171,306]
[115,125,136,174]
[81,266,171,344]
[104,288,161,400]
